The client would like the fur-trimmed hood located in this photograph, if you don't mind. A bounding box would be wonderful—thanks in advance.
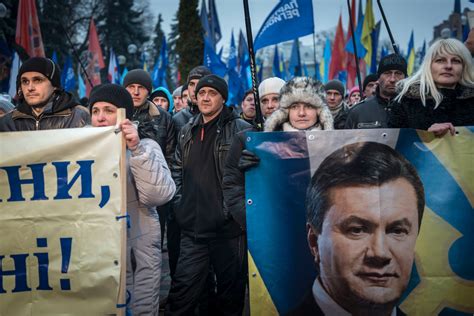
[264,77,334,132]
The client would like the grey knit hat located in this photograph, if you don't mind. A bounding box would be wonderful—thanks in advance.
[324,79,345,96]
[123,69,153,93]
[264,77,334,131]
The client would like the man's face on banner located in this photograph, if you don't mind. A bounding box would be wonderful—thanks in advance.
[309,178,419,309]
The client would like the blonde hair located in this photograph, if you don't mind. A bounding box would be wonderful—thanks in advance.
[395,38,474,108]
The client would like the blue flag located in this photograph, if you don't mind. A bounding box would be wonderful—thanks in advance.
[51,51,58,64]
[120,67,128,85]
[238,30,251,90]
[78,65,86,99]
[257,60,263,83]
[303,62,309,76]
[419,40,426,62]
[369,21,381,74]
[272,45,282,79]
[228,31,237,70]
[322,38,331,83]
[203,38,227,77]
[288,38,301,77]
[254,0,315,51]
[61,55,76,92]
[200,0,212,46]
[158,36,168,89]
[380,45,388,59]
[227,30,243,106]
[345,12,367,57]
[208,0,222,46]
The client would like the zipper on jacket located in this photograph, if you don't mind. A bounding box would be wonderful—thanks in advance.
[35,119,39,130]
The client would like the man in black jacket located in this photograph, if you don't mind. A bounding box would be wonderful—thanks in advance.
[344,54,407,129]
[0,57,89,131]
[166,75,251,316]
[123,69,176,163]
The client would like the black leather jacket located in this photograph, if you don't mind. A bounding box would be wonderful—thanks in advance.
[131,100,176,163]
[0,90,90,131]
[171,106,251,238]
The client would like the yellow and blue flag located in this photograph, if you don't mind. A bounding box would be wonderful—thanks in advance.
[361,0,375,66]
[407,30,415,76]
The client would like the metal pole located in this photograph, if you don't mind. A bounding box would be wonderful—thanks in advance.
[346,0,363,93]
[243,0,264,131]
[376,0,399,54]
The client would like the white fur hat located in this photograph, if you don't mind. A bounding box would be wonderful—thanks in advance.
[258,77,286,99]
[264,77,334,131]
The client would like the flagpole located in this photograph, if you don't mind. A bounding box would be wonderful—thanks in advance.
[346,0,363,93]
[376,0,399,54]
[243,0,264,131]
[59,24,94,88]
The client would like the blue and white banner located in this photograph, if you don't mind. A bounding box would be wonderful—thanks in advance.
[253,0,314,51]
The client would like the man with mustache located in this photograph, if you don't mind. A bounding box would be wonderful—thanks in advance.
[345,54,407,129]
[0,57,89,131]
[291,142,425,316]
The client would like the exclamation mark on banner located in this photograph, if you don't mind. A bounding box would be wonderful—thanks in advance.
[60,237,72,290]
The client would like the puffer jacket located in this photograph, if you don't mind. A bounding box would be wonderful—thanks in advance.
[0,90,89,131]
[126,138,176,315]
[131,100,176,163]
[388,84,474,129]
[171,106,251,238]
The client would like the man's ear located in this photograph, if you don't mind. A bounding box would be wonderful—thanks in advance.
[307,223,320,264]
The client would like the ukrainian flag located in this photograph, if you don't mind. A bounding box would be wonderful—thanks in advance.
[407,31,415,76]
[361,0,375,66]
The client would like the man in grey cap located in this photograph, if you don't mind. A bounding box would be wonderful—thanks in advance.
[345,54,407,129]
[172,85,185,113]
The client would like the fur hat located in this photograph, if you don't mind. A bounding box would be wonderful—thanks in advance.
[17,57,61,91]
[123,69,153,93]
[258,77,285,99]
[264,77,333,132]
[89,83,134,119]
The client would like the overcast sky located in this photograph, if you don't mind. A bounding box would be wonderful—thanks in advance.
[150,0,473,53]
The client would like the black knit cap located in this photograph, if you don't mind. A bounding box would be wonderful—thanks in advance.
[377,53,407,76]
[187,65,211,84]
[17,57,61,91]
[324,79,345,96]
[150,89,170,103]
[123,69,153,93]
[89,83,134,119]
[195,74,228,102]
[363,74,378,91]
[181,83,188,97]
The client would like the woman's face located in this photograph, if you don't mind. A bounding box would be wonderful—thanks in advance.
[288,102,319,130]
[349,92,361,105]
[431,53,463,89]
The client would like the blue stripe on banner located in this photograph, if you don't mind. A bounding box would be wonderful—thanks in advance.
[395,129,474,280]
[246,131,316,314]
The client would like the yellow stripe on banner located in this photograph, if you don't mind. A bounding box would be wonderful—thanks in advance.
[400,208,474,315]
[248,251,278,316]
[417,127,474,207]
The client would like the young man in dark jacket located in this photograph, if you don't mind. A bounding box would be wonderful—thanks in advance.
[0,57,89,131]
[166,74,251,316]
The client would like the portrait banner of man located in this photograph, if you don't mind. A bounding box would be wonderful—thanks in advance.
[245,127,474,315]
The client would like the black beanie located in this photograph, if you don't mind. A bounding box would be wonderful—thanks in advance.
[363,74,378,91]
[123,69,153,93]
[377,54,407,76]
[17,57,61,91]
[195,74,228,102]
[181,83,188,97]
[89,83,134,119]
[149,89,170,103]
[324,79,345,96]
[187,65,212,83]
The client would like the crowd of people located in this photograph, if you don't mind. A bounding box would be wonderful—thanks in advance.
[0,36,473,315]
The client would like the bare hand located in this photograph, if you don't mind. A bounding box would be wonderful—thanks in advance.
[120,119,139,151]
[428,122,455,138]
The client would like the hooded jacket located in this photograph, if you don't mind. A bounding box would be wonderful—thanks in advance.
[388,84,474,129]
[0,90,89,131]
[171,106,251,238]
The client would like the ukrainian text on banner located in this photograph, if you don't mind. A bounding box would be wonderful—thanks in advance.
[0,127,124,315]
[253,0,314,51]
[245,128,474,315]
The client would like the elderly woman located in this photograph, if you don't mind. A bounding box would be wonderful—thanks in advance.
[389,38,474,137]
[264,77,333,132]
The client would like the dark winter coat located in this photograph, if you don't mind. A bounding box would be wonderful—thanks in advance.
[0,90,89,131]
[388,84,474,130]
[344,90,397,129]
[131,100,176,163]
[171,106,251,238]
[172,107,195,135]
